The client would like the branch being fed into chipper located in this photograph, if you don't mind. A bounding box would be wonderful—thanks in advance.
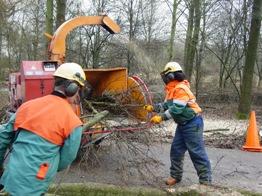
[82,110,109,131]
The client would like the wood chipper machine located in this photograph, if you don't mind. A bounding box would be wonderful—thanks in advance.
[8,15,153,146]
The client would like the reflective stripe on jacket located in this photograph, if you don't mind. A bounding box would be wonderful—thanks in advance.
[14,95,82,145]
[160,80,201,124]
[165,80,201,114]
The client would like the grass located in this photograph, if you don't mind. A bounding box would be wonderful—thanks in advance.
[236,112,249,120]
[48,183,200,196]
[239,190,262,196]
[48,183,262,196]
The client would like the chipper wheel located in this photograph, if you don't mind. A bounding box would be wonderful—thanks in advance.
[125,75,153,121]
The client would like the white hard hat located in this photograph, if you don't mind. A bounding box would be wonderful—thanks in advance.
[53,63,86,86]
[162,62,183,74]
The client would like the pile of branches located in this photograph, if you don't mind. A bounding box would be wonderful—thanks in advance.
[79,90,154,152]
[205,132,245,149]
[0,106,9,124]
[81,93,130,118]
[72,91,169,187]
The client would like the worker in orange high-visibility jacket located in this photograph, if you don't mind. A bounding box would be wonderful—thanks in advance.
[0,62,86,195]
[144,62,212,186]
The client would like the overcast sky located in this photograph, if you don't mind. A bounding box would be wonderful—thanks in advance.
[79,0,188,42]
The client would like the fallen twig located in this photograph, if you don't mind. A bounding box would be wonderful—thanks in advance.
[204,129,230,133]
[88,101,143,108]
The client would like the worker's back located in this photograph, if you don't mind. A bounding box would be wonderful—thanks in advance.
[0,94,83,195]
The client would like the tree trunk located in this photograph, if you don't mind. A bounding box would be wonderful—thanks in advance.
[168,0,178,61]
[0,29,2,61]
[82,110,109,131]
[242,0,248,54]
[127,0,135,72]
[32,0,41,60]
[183,0,194,80]
[0,0,7,61]
[187,0,201,82]
[45,0,53,55]
[258,78,262,88]
[219,62,224,88]
[195,0,206,98]
[256,60,262,88]
[184,0,201,81]
[92,27,101,68]
[56,0,66,29]
[238,0,262,116]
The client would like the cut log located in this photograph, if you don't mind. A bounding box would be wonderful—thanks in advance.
[82,110,109,131]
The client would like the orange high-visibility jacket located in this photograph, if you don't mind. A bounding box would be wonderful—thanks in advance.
[165,80,201,114]
[14,95,83,145]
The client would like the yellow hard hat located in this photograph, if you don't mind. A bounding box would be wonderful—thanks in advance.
[53,63,86,86]
[162,62,182,74]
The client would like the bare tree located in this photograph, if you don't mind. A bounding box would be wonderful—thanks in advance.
[140,0,161,45]
[56,0,66,29]
[110,0,144,72]
[168,0,179,61]
[195,0,207,97]
[45,0,53,54]
[204,0,251,97]
[184,0,201,81]
[255,60,262,88]
[238,0,262,116]
[64,1,116,68]
[256,38,262,88]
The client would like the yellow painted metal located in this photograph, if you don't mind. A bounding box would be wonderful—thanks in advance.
[84,67,128,97]
[102,17,121,34]
[49,15,121,64]
[84,68,149,120]
[126,77,149,121]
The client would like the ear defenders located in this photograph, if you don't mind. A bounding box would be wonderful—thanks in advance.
[165,72,175,81]
[64,80,80,97]
[161,72,175,84]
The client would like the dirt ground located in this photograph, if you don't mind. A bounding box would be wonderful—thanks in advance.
[203,103,262,150]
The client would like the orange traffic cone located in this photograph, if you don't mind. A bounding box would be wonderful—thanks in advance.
[242,111,262,152]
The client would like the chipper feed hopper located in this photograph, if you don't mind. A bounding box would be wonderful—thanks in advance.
[9,15,152,142]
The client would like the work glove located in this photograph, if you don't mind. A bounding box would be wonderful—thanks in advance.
[150,115,162,124]
[143,104,154,112]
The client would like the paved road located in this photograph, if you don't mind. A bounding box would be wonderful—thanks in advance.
[56,143,262,193]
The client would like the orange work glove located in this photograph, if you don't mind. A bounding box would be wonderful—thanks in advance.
[143,104,154,112]
[150,115,162,124]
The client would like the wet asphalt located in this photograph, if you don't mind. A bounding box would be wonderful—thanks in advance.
[56,143,262,193]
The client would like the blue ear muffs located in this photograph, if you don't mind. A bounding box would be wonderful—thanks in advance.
[64,80,79,97]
